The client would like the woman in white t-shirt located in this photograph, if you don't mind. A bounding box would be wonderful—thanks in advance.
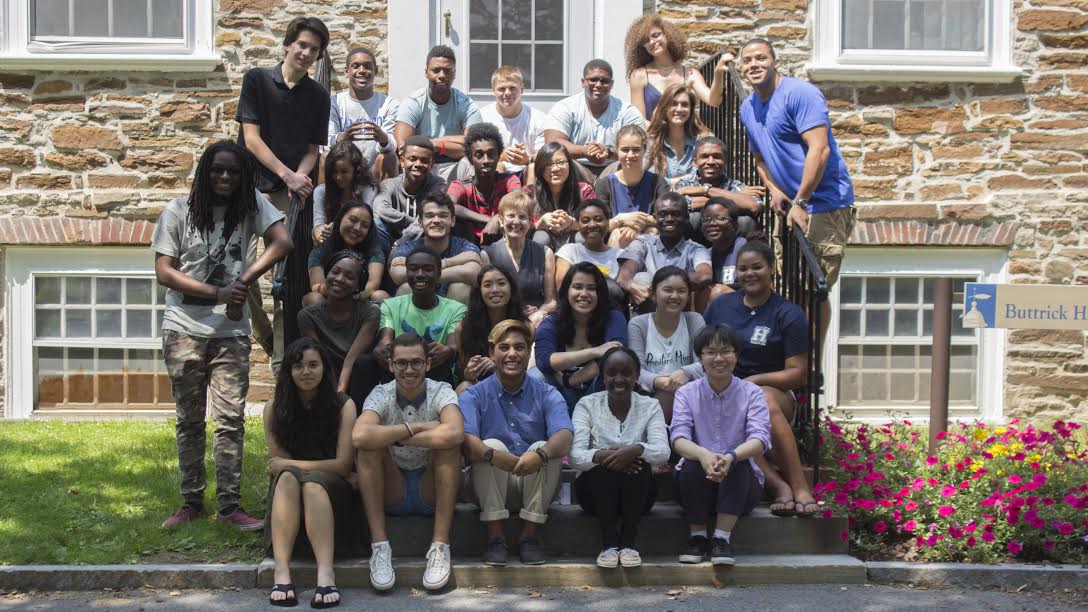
[627,266,705,422]
[555,199,626,312]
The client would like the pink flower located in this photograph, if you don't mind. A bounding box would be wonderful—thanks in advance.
[860,500,878,510]
[893,510,903,523]
[1007,475,1022,484]
[926,456,938,466]
[840,530,849,542]
[925,534,938,547]
[965,522,977,534]
[903,520,917,532]
[905,501,918,511]
[873,521,887,533]
[834,492,849,505]
[982,531,995,543]
[1044,540,1055,552]
[966,536,977,548]
[941,485,956,498]
[822,510,833,519]
[1057,522,1075,536]
[948,525,964,538]
[1008,541,1023,555]
[939,505,956,517]
[927,478,939,487]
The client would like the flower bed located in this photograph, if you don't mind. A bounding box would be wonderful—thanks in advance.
[814,418,1088,564]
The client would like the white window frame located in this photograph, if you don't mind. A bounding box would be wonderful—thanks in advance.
[808,0,1021,83]
[0,0,219,71]
[4,247,170,418]
[824,247,1007,424]
[387,0,640,111]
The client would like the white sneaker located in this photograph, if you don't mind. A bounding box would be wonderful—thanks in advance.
[619,548,642,567]
[596,547,619,568]
[422,541,452,590]
[369,541,395,591]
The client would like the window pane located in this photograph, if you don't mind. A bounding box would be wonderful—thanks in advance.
[839,370,860,403]
[866,277,890,304]
[866,309,890,336]
[66,309,93,338]
[32,0,69,36]
[36,309,62,338]
[840,277,862,304]
[68,348,95,403]
[37,347,65,405]
[949,372,974,403]
[893,309,918,336]
[950,345,975,370]
[922,309,933,335]
[842,0,870,49]
[840,309,861,336]
[97,278,123,304]
[67,277,92,305]
[535,43,564,90]
[36,277,62,304]
[894,277,919,304]
[889,345,915,370]
[152,0,183,38]
[873,0,906,50]
[156,282,167,303]
[839,345,859,370]
[501,43,533,89]
[535,0,563,39]
[127,278,154,305]
[862,345,886,370]
[948,0,982,51]
[127,310,153,338]
[470,43,498,90]
[128,349,158,403]
[861,372,887,401]
[73,0,109,37]
[471,0,499,39]
[503,0,532,40]
[114,0,149,37]
[890,373,916,402]
[98,348,125,404]
[96,309,123,337]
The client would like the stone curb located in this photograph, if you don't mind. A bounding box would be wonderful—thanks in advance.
[0,564,257,591]
[866,561,1088,590]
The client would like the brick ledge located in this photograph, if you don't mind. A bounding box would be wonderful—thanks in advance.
[0,217,155,246]
[850,220,1018,247]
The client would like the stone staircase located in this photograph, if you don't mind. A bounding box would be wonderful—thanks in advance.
[258,468,864,589]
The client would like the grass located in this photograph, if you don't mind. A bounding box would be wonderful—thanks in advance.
[0,418,271,565]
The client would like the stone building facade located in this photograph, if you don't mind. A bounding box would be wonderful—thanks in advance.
[0,0,1084,421]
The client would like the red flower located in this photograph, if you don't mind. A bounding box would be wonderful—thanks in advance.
[1044,540,1055,552]
[873,521,887,533]
[982,531,995,543]
[926,456,939,466]
[1057,522,1075,536]
[905,501,918,511]
[966,536,976,548]
[1007,541,1023,555]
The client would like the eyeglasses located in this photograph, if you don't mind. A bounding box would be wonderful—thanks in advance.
[392,359,427,371]
[701,349,736,360]
[585,77,613,85]
[703,215,734,225]
[544,160,569,168]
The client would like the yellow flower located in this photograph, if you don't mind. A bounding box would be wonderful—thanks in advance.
[970,463,983,472]
[1010,443,1024,452]
[997,469,1004,475]
[1027,453,1042,463]
[949,456,957,464]
[973,429,989,441]
[988,444,1007,457]
[995,427,1007,435]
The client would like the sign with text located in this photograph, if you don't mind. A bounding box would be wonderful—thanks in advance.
[962,283,1088,330]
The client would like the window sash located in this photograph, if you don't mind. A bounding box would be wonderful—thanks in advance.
[466,0,567,94]
[841,0,987,53]
[30,0,184,41]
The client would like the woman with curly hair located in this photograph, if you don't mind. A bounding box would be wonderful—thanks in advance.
[264,337,358,607]
[646,83,713,184]
[624,14,730,121]
[452,264,529,394]
[312,141,379,247]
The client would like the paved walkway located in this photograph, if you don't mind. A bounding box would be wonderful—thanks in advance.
[3,584,1085,611]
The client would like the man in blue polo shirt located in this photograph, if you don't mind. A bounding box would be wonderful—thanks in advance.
[459,319,572,567]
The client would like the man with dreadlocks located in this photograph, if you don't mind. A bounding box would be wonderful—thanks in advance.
[153,141,294,530]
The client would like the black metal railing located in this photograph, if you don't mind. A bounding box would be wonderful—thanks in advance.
[699,52,828,476]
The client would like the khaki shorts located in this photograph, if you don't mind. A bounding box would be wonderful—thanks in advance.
[805,206,856,290]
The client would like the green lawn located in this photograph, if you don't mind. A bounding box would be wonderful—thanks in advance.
[0,419,271,565]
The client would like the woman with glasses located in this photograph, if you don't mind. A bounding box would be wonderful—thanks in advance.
[623,14,730,121]
[693,197,748,312]
[529,142,595,249]
[670,324,771,567]
[701,240,818,518]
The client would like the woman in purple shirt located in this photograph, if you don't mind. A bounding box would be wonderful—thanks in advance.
[670,324,771,567]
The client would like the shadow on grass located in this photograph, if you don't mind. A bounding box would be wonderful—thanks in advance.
[0,419,269,565]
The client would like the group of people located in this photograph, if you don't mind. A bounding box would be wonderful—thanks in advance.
[151,12,855,609]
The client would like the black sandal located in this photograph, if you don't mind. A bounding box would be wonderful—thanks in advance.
[269,583,298,607]
[770,499,797,517]
[311,585,341,609]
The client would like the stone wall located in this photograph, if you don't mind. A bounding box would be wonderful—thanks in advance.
[657,0,1088,421]
[0,0,390,407]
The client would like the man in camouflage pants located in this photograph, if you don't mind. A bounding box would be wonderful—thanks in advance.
[152,140,293,530]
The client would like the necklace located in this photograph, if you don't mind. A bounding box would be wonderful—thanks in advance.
[743,293,770,315]
[655,62,678,78]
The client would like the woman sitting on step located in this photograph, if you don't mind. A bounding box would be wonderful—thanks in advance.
[452,264,530,395]
[264,337,358,608]
[570,346,670,569]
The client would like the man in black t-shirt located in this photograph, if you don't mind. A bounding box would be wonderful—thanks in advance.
[236,16,331,373]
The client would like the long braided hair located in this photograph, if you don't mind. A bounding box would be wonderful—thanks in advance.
[186,140,260,239]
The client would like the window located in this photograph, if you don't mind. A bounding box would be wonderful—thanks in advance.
[0,0,218,71]
[809,0,1019,83]
[467,0,565,93]
[5,248,175,417]
[824,248,1006,422]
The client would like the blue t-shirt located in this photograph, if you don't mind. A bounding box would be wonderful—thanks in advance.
[459,373,574,455]
[740,77,853,214]
[702,290,809,379]
[534,309,627,378]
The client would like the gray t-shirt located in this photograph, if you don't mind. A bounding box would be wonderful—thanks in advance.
[556,242,623,280]
[297,300,380,363]
[362,379,459,470]
[372,173,447,242]
[151,193,283,338]
[618,235,712,277]
[545,93,645,165]
[396,87,482,140]
[326,90,400,167]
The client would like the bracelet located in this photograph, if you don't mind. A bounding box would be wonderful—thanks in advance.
[534,447,549,463]
[438,141,446,156]
[404,422,415,437]
[726,449,738,463]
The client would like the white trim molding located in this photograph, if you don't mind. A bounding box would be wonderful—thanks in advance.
[0,0,220,72]
[808,0,1020,83]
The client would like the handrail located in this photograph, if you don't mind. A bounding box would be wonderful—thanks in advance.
[698,51,829,479]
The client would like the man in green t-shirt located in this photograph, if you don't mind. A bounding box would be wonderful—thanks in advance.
[374,246,466,383]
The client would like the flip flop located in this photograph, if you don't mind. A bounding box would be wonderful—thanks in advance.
[795,500,821,518]
[269,583,298,607]
[770,499,797,517]
[311,585,341,609]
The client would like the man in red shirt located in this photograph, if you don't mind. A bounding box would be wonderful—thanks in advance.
[448,123,522,245]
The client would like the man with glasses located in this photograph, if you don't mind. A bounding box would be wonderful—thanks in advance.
[374,245,467,384]
[694,197,747,311]
[544,59,645,182]
[354,332,464,592]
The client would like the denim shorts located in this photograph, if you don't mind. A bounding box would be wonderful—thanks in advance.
[384,466,435,517]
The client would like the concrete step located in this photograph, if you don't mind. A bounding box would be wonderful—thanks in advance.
[365,502,846,558]
[257,554,865,588]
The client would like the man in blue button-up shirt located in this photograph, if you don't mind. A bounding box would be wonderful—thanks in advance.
[459,319,573,566]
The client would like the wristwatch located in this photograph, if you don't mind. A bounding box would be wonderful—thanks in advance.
[483,448,495,465]
[703,184,711,196]
[792,197,810,209]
